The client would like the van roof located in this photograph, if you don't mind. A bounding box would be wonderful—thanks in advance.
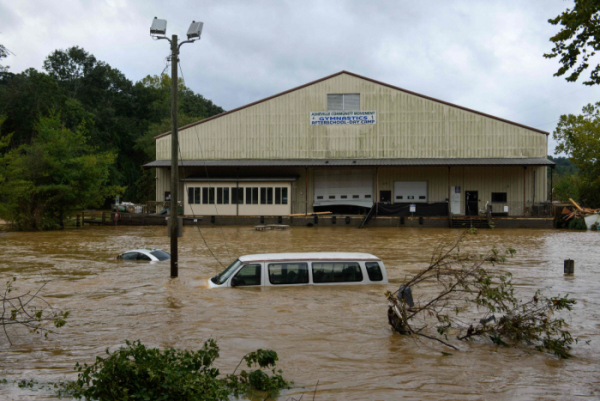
[239,252,381,263]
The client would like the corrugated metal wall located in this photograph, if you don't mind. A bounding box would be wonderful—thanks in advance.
[157,73,547,161]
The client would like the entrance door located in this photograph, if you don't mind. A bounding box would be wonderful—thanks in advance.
[465,191,478,216]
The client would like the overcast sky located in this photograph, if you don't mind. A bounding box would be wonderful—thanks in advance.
[2,0,599,154]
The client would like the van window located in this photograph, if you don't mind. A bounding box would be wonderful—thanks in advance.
[312,262,363,283]
[268,263,309,285]
[365,262,383,281]
[233,264,261,286]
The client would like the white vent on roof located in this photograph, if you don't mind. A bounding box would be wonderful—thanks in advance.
[327,94,360,111]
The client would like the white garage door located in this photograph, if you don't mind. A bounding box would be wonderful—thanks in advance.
[314,169,374,207]
[394,181,428,203]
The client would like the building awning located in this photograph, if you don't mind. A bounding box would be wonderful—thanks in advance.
[182,177,298,182]
[144,158,555,169]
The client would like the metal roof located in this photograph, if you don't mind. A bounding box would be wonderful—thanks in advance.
[144,158,555,169]
[154,71,549,140]
[239,252,381,263]
[182,177,298,182]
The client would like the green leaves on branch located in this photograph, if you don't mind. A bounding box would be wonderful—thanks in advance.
[387,230,577,358]
[545,0,600,85]
[1,277,69,345]
[63,339,291,401]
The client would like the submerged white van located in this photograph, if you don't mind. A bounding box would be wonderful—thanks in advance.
[208,252,388,288]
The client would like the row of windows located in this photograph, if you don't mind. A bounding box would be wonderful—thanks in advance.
[316,194,371,200]
[233,262,383,286]
[188,186,288,205]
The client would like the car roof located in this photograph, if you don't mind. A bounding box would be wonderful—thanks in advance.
[238,252,381,263]
[123,249,161,254]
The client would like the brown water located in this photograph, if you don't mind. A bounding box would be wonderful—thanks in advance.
[1,226,599,400]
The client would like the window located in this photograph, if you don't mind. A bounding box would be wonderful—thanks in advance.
[150,250,170,261]
[268,263,309,285]
[233,264,261,286]
[260,188,267,204]
[223,188,229,204]
[208,188,215,204]
[365,195,371,199]
[138,253,152,261]
[312,262,363,283]
[252,188,259,204]
[341,195,347,199]
[217,188,223,204]
[329,195,335,199]
[365,262,383,282]
[419,196,426,200]
[317,196,323,200]
[202,188,209,204]
[194,188,200,204]
[120,252,138,260]
[232,187,242,204]
[245,187,252,205]
[327,94,360,111]
[396,196,403,200]
[492,192,507,203]
[188,188,194,205]
[353,195,359,199]
[267,188,273,204]
[275,188,281,204]
[282,188,288,204]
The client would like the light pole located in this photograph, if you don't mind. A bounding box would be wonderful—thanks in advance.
[150,17,203,278]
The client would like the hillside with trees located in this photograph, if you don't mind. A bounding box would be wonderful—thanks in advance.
[0,46,224,229]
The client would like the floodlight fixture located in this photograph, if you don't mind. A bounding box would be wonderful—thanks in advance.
[150,17,167,36]
[187,21,203,40]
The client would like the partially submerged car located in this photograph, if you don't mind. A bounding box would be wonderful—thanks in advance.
[116,249,170,261]
[209,252,388,288]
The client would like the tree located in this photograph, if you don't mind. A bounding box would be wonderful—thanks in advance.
[545,0,600,85]
[0,114,123,230]
[0,44,10,73]
[1,277,69,345]
[553,102,600,207]
[387,230,576,358]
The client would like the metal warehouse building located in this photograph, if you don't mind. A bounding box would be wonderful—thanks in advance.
[144,71,554,223]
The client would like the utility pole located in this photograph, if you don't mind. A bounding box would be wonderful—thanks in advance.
[170,34,179,278]
[150,17,204,279]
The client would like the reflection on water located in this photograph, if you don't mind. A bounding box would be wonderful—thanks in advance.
[1,226,599,399]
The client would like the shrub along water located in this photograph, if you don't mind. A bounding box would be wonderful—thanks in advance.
[61,339,291,401]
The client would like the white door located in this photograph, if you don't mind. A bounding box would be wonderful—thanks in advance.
[394,181,428,203]
[314,169,374,208]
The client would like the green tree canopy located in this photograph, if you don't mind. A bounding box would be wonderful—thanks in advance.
[545,0,600,85]
[553,102,600,206]
[0,113,122,230]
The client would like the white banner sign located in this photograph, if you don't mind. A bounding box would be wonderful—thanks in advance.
[310,111,376,125]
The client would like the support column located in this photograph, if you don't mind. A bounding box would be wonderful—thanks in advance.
[550,166,554,204]
[305,167,308,217]
[523,166,527,217]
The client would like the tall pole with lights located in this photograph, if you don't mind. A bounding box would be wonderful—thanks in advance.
[150,17,204,278]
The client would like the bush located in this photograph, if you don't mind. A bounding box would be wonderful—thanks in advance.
[568,218,588,230]
[63,339,290,401]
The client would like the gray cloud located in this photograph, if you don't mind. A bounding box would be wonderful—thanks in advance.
[2,0,599,154]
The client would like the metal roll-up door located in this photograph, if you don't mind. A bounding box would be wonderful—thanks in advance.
[314,169,373,208]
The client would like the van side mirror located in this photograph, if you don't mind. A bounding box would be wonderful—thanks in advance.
[231,276,241,287]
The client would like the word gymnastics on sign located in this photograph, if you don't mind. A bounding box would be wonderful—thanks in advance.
[310,111,376,125]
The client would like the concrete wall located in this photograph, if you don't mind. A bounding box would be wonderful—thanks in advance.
[156,73,548,161]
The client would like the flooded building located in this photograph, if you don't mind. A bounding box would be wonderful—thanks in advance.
[144,71,554,220]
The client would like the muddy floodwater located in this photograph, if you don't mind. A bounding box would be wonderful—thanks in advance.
[1,225,599,399]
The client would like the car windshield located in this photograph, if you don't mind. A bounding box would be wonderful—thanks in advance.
[150,250,170,261]
[211,259,242,285]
